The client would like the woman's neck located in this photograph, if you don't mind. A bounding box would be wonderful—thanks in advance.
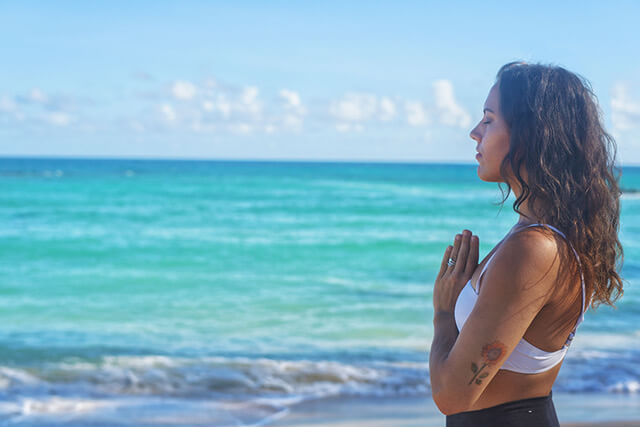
[511,185,547,227]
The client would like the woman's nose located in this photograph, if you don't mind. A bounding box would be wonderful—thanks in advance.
[469,125,481,143]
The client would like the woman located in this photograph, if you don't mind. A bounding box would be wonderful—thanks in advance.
[429,62,624,426]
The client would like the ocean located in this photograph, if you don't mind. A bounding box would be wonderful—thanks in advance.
[0,157,638,425]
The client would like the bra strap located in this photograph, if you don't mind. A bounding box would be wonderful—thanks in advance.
[474,251,498,294]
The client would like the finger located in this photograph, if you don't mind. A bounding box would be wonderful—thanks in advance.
[455,230,471,273]
[438,245,453,278]
[448,233,462,270]
[465,235,479,274]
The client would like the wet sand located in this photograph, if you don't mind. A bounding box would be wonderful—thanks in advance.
[270,394,640,427]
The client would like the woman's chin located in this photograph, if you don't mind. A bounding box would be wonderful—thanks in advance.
[476,167,502,183]
[476,166,489,182]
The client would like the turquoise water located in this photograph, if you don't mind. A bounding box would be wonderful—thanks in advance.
[0,158,638,425]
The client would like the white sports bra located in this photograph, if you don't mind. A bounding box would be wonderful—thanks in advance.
[454,223,586,374]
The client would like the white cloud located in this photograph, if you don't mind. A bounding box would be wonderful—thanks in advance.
[433,79,471,128]
[278,89,305,130]
[611,83,640,132]
[0,91,81,128]
[171,81,197,100]
[204,78,217,89]
[405,101,429,126]
[30,88,48,103]
[329,92,377,122]
[166,81,263,126]
[282,114,303,130]
[0,96,16,113]
[202,100,214,112]
[121,76,478,138]
[280,89,302,109]
[216,94,231,119]
[242,86,259,103]
[229,122,252,134]
[378,97,396,121]
[160,103,176,122]
[240,86,261,116]
[45,112,72,126]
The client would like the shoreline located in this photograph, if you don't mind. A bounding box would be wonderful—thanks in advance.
[270,394,640,427]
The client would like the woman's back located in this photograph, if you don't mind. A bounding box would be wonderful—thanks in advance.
[461,224,585,411]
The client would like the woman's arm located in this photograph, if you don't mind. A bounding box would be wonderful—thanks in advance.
[429,230,478,414]
[429,310,459,406]
[429,229,560,415]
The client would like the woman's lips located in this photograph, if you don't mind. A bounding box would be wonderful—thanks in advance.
[475,153,482,160]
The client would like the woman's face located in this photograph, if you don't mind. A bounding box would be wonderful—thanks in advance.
[469,83,511,183]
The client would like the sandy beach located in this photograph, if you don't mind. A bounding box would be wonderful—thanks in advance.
[271,394,640,427]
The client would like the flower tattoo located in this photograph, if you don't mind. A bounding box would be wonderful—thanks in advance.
[482,341,506,366]
[468,340,507,385]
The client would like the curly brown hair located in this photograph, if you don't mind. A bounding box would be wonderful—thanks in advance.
[494,61,624,311]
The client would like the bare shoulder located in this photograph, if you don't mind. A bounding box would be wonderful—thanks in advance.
[501,226,562,264]
[485,226,563,294]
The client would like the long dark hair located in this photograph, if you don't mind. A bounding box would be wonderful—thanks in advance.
[495,61,624,310]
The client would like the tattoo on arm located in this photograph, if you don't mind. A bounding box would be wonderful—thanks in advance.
[468,340,507,386]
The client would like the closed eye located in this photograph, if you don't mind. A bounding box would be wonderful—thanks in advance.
[482,120,491,124]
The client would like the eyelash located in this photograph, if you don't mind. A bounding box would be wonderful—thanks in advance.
[482,120,491,125]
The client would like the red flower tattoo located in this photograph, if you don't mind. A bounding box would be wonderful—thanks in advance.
[468,340,507,386]
[481,341,507,366]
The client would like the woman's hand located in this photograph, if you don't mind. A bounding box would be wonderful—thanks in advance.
[433,230,479,314]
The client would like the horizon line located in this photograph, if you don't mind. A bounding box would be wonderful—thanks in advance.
[0,154,481,166]
[1,154,638,168]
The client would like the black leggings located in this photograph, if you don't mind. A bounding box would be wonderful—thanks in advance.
[446,392,560,427]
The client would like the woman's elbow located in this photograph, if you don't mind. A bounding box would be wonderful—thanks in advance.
[430,366,476,414]
[432,390,472,416]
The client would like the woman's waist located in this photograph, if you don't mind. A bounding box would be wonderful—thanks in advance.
[463,366,560,412]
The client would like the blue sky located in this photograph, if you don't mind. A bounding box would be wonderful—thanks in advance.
[1,1,639,163]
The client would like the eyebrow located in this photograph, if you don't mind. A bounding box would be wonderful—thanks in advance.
[483,108,495,113]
